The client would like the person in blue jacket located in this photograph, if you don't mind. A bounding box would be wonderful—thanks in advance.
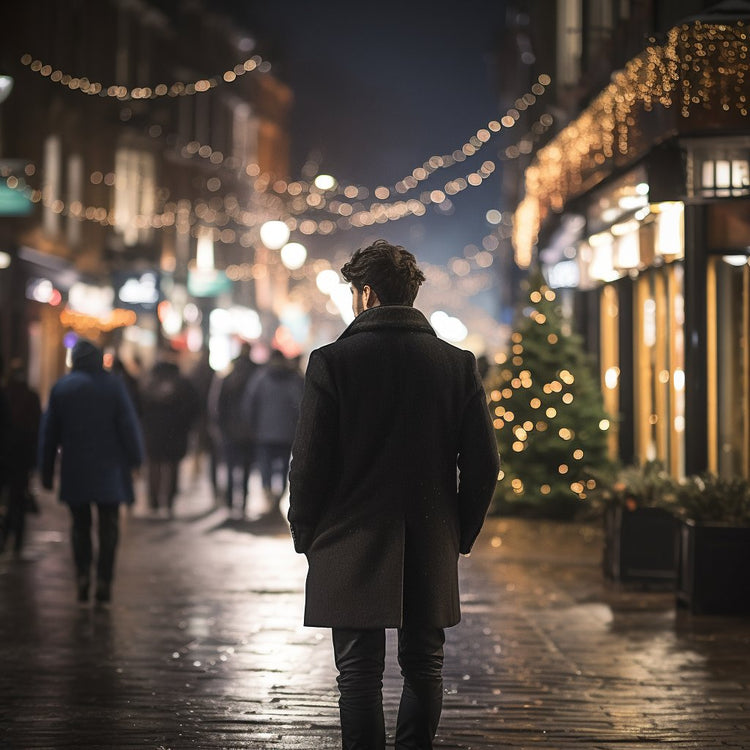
[39,339,144,605]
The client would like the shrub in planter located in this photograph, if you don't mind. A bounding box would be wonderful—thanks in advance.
[674,474,750,615]
[590,461,681,583]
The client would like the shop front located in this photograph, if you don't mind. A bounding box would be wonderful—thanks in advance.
[516,16,750,480]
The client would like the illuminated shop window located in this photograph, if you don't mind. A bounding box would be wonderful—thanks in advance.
[634,265,685,476]
[707,256,750,479]
[600,284,619,460]
[690,142,750,199]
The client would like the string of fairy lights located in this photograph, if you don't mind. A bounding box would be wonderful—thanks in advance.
[514,19,750,267]
[3,60,552,244]
[19,51,272,99]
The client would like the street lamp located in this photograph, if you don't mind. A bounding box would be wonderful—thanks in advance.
[280,242,307,270]
[259,220,290,250]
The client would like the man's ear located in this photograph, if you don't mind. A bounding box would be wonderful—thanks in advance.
[363,285,380,309]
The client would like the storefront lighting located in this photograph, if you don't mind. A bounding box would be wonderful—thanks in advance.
[589,238,619,282]
[700,159,749,194]
[636,182,649,196]
[618,194,648,211]
[196,231,215,270]
[611,219,639,237]
[634,206,650,221]
[589,231,611,248]
[259,220,290,250]
[673,368,685,391]
[721,255,749,266]
[615,232,640,270]
[604,366,620,390]
[655,202,684,258]
[0,250,10,268]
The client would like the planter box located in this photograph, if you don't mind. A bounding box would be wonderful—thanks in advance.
[603,505,679,583]
[676,520,750,615]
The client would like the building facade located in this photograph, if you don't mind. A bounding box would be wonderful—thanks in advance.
[511,0,750,479]
[0,0,292,396]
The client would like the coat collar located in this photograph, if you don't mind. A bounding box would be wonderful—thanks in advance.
[338,305,436,340]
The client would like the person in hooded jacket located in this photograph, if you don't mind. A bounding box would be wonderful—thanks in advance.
[241,348,303,515]
[140,350,200,517]
[39,340,143,604]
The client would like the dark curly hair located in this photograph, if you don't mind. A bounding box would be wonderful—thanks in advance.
[340,239,425,306]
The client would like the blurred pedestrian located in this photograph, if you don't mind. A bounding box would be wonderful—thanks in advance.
[288,240,500,750]
[39,340,143,604]
[217,342,257,516]
[140,350,200,517]
[110,354,142,416]
[241,349,303,516]
[188,349,219,493]
[0,359,42,558]
[205,366,225,505]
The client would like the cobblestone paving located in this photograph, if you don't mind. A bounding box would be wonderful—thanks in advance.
[1,469,749,749]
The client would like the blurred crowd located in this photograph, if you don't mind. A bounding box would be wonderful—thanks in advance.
[0,342,305,561]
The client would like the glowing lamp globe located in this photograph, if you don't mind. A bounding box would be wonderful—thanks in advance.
[280,242,307,270]
[260,220,290,250]
[316,269,340,295]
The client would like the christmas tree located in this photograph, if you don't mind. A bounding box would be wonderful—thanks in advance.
[489,269,613,519]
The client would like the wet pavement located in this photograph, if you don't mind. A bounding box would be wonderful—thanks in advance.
[1,464,750,749]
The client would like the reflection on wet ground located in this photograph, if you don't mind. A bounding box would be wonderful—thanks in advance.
[1,472,749,748]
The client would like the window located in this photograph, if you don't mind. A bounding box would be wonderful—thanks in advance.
[634,264,685,476]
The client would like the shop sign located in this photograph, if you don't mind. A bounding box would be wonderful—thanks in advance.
[0,184,32,216]
[187,267,231,297]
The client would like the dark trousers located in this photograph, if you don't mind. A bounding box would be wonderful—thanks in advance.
[1,471,29,554]
[224,440,253,511]
[332,626,445,750]
[255,442,292,495]
[69,504,120,584]
[147,460,179,510]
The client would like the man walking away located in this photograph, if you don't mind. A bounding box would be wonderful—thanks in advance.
[39,339,144,605]
[288,240,500,749]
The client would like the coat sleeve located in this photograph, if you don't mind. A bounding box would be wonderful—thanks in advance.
[456,352,500,554]
[287,350,339,554]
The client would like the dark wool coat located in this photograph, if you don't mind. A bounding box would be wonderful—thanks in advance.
[39,364,144,506]
[242,362,304,446]
[288,305,500,629]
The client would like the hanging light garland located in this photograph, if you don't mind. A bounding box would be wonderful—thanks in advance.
[514,19,750,268]
[11,50,554,243]
[19,52,271,100]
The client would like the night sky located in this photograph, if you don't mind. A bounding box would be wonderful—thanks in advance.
[221,0,512,318]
